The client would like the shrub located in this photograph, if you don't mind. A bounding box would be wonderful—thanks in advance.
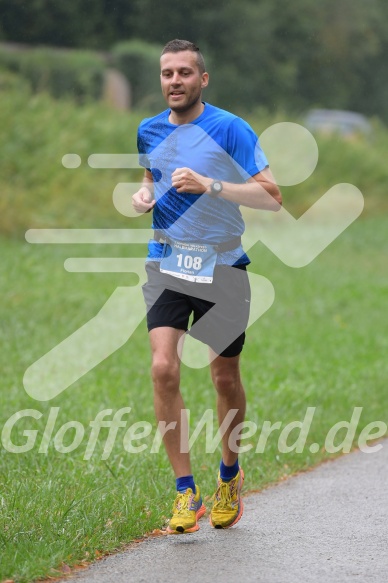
[0,45,106,102]
[110,39,164,111]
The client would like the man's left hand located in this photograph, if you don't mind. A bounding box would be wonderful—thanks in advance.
[171,167,212,195]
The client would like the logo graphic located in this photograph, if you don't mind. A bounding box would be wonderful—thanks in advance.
[23,122,363,401]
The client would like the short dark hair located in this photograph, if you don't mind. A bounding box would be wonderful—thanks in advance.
[161,39,206,74]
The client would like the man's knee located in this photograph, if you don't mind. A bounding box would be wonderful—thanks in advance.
[151,355,180,390]
[211,367,241,397]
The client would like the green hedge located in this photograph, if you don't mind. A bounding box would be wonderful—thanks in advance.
[110,39,164,111]
[0,45,106,101]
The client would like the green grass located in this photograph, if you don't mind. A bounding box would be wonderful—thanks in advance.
[0,80,148,237]
[1,215,387,582]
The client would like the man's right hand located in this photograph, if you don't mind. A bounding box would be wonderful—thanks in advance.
[132,186,156,214]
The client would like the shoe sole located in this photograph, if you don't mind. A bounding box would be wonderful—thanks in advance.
[210,468,245,529]
[166,503,206,534]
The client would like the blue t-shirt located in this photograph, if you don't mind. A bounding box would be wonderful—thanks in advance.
[137,102,268,265]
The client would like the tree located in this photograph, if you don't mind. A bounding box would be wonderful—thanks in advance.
[1,0,388,120]
[297,0,384,111]
[0,0,137,48]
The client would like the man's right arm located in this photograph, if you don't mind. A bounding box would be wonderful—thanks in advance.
[132,169,156,213]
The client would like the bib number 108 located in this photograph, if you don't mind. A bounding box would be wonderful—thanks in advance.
[176,253,203,271]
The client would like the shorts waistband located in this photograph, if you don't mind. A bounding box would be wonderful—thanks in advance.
[153,231,242,253]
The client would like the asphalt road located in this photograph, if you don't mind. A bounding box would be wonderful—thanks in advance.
[66,442,388,583]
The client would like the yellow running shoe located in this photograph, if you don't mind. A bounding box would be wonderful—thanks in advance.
[167,486,206,534]
[210,467,244,528]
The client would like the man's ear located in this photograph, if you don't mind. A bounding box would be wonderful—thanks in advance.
[201,72,209,89]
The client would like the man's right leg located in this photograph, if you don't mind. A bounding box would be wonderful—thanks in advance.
[149,326,206,533]
[149,326,190,477]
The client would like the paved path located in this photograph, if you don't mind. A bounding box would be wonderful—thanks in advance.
[67,443,388,583]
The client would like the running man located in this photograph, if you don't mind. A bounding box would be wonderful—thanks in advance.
[132,39,282,533]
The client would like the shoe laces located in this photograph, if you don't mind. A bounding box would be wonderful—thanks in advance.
[213,480,234,510]
[172,489,194,515]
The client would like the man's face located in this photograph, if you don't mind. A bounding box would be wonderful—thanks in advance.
[160,50,209,113]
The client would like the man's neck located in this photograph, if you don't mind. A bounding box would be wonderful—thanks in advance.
[169,101,205,125]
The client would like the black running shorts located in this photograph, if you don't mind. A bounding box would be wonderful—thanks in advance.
[142,261,251,357]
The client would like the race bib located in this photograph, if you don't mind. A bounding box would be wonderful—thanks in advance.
[160,240,217,283]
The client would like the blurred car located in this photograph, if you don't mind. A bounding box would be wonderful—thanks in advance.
[303,109,372,138]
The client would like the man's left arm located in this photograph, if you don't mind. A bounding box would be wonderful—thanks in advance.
[171,166,282,211]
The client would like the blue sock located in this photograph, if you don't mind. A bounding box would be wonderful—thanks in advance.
[176,475,196,493]
[220,459,239,482]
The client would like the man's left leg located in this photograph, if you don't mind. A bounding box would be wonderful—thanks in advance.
[209,353,246,528]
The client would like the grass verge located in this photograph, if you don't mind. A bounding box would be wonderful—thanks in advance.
[0,215,387,581]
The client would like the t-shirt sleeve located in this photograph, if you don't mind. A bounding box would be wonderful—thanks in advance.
[137,125,151,171]
[225,117,269,179]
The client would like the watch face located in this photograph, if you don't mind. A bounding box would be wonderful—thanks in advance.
[210,180,222,197]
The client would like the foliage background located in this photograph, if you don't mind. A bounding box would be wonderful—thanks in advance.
[0,0,388,119]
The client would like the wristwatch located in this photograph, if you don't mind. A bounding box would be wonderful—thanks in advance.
[209,180,223,198]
